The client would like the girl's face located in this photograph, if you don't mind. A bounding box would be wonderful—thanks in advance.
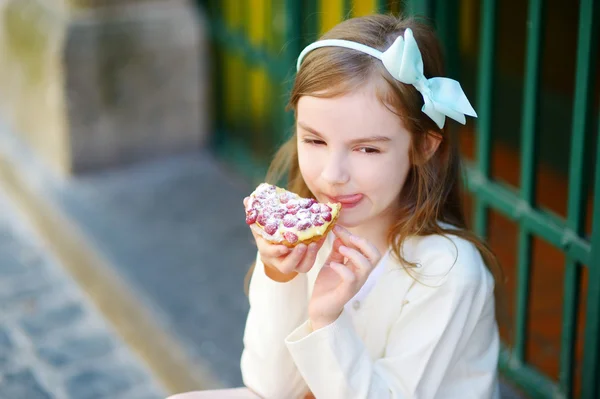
[297,87,412,230]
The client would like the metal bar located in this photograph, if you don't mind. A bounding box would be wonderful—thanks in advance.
[239,0,250,132]
[565,5,597,231]
[212,19,287,79]
[583,108,600,399]
[264,0,278,147]
[473,0,497,238]
[343,0,353,19]
[560,0,598,395]
[514,0,545,364]
[514,228,533,363]
[304,0,319,44]
[283,0,303,135]
[206,0,225,148]
[434,0,459,79]
[519,0,544,206]
[465,166,591,265]
[376,0,388,14]
[499,348,563,398]
[559,261,580,398]
[574,0,600,396]
[404,0,432,17]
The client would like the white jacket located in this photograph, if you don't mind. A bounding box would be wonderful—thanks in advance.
[241,232,500,399]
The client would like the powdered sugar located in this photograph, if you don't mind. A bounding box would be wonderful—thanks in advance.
[245,183,338,244]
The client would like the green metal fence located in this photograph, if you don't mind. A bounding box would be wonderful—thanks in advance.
[197,0,600,397]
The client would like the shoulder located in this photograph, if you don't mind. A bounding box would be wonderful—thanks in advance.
[401,230,491,289]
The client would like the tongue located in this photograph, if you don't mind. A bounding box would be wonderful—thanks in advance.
[337,194,362,204]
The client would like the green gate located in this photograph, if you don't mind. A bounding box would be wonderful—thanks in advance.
[197,0,600,397]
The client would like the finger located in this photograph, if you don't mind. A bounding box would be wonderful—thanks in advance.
[348,235,381,264]
[280,244,308,273]
[295,242,319,273]
[243,196,250,208]
[252,231,291,258]
[338,245,372,278]
[329,262,356,285]
[326,238,345,265]
[333,225,380,264]
[314,236,328,251]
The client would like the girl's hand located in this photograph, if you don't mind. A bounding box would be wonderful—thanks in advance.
[308,225,381,330]
[244,197,326,281]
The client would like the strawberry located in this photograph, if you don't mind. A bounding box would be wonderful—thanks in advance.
[257,213,268,226]
[283,215,298,228]
[312,215,324,226]
[297,220,312,231]
[264,222,278,235]
[245,209,258,225]
[286,204,300,215]
[320,204,331,213]
[283,231,299,244]
[300,199,313,209]
[279,193,290,203]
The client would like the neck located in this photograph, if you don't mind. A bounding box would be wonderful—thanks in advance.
[345,212,393,257]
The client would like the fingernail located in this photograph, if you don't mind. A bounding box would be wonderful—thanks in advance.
[333,225,342,233]
[339,245,348,254]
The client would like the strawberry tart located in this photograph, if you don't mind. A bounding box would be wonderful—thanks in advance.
[245,183,341,247]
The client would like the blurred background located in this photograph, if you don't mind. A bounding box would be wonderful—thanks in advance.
[0,0,598,398]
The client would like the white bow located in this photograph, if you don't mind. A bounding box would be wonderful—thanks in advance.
[296,28,477,129]
[380,29,477,128]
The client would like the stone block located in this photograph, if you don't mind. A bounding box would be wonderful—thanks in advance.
[0,328,13,352]
[66,364,144,399]
[37,334,115,368]
[0,0,208,176]
[21,302,85,339]
[0,244,44,277]
[0,369,52,399]
[0,328,14,371]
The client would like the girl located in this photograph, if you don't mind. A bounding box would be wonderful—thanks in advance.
[171,13,501,399]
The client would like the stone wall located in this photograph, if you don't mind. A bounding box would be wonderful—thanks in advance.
[0,0,208,175]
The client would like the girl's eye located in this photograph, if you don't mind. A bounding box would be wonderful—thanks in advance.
[357,147,380,154]
[303,139,325,146]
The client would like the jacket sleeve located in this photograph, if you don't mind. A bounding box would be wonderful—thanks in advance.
[284,261,498,399]
[240,252,310,399]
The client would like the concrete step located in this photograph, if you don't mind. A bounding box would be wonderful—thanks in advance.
[0,122,528,398]
[0,187,166,398]
[0,125,251,394]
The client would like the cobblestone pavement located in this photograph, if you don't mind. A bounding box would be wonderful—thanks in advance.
[0,189,166,399]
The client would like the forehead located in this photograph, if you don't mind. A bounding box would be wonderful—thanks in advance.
[296,86,405,139]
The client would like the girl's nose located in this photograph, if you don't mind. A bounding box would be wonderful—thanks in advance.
[321,153,350,185]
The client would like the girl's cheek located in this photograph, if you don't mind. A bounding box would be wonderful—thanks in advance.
[298,150,318,179]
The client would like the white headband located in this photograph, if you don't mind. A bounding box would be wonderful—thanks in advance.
[296,28,477,129]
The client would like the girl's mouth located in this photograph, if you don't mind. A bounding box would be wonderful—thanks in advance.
[328,194,364,209]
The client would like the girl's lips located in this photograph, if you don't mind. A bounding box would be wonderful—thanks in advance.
[328,194,364,208]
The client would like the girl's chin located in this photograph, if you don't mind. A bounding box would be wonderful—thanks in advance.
[336,212,364,228]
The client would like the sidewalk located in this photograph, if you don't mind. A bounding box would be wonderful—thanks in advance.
[0,189,166,399]
[0,123,525,397]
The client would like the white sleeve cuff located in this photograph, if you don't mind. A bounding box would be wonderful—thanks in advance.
[285,310,368,399]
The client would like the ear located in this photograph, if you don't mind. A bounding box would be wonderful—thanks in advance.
[423,131,442,161]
